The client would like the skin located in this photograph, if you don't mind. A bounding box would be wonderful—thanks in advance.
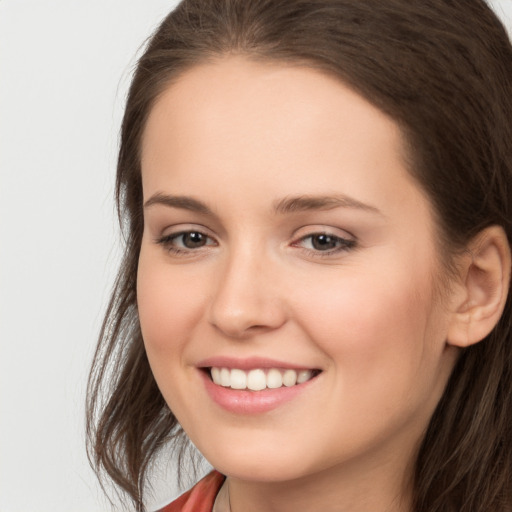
[137,57,463,512]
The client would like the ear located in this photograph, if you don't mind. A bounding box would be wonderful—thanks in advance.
[447,226,511,348]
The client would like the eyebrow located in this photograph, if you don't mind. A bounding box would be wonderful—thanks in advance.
[273,194,382,215]
[143,192,382,216]
[144,193,213,215]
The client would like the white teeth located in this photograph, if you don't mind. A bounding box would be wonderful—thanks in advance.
[297,369,313,384]
[283,369,298,387]
[266,368,283,389]
[220,368,231,387]
[230,369,247,390]
[211,367,221,385]
[209,367,316,390]
[247,369,267,391]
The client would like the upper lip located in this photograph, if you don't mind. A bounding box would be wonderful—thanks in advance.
[196,356,320,371]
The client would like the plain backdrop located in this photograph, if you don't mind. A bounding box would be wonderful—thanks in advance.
[1,1,511,511]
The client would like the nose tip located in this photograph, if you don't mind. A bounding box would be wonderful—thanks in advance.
[209,287,287,338]
[210,301,283,338]
[208,260,287,339]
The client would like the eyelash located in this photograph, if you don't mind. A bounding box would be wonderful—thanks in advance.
[156,231,217,256]
[292,232,357,256]
[155,230,357,257]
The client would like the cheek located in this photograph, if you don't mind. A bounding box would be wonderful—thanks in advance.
[291,261,444,397]
[136,248,205,358]
[136,249,211,423]
[289,270,451,459]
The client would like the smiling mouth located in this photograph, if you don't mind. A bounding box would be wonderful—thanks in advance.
[205,367,322,391]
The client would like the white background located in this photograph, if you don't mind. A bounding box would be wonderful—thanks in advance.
[1,1,511,511]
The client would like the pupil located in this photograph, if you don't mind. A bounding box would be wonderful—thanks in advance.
[184,232,205,248]
[312,234,336,250]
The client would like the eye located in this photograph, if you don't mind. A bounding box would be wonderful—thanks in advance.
[175,231,209,249]
[293,232,356,255]
[156,229,217,254]
[306,234,342,251]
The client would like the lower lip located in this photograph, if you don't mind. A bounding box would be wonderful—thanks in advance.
[200,370,317,414]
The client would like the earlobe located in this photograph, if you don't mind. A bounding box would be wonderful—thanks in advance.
[447,226,511,348]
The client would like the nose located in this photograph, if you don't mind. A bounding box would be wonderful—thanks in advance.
[208,248,287,339]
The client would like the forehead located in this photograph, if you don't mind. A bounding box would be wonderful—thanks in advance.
[141,56,406,172]
[140,57,426,221]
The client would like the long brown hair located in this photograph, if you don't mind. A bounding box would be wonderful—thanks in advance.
[86,1,512,510]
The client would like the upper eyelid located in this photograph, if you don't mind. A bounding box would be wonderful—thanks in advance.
[291,225,356,241]
[153,218,354,234]
[155,231,218,256]
[164,231,216,241]
[290,227,358,253]
[292,233,356,248]
[291,235,357,260]
[154,224,357,245]
[158,223,216,238]
[158,230,217,244]
[154,223,218,247]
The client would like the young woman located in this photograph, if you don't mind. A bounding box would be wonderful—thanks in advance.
[86,1,512,511]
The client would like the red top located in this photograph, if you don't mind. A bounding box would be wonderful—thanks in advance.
[159,471,225,512]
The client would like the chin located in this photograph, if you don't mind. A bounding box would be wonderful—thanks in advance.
[214,458,307,483]
[195,433,319,483]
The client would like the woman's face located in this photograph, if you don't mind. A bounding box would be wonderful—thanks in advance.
[137,58,459,484]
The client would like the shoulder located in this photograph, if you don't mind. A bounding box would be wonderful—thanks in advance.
[158,471,225,512]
